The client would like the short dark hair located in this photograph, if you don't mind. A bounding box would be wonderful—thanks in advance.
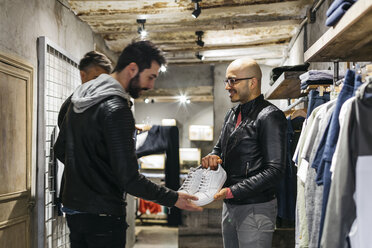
[113,40,166,73]
[78,51,112,73]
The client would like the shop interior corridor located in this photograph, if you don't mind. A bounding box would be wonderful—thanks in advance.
[1,0,372,247]
[134,226,178,248]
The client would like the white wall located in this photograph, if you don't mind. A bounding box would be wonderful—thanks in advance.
[156,63,213,88]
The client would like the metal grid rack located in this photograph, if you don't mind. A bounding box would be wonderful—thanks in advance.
[38,37,80,248]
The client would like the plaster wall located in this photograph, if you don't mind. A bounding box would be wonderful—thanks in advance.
[156,63,213,88]
[0,0,125,247]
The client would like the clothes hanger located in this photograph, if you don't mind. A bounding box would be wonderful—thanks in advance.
[291,109,307,120]
[365,76,372,96]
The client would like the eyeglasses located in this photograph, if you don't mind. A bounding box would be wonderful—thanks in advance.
[223,77,253,87]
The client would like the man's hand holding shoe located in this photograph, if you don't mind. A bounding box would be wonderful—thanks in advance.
[175,192,203,211]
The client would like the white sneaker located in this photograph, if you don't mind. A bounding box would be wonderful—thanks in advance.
[178,166,204,194]
[193,165,227,206]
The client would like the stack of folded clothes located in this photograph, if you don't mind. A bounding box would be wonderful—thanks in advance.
[269,62,310,86]
[299,70,334,90]
[325,0,357,26]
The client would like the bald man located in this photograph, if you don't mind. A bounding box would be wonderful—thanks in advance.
[202,58,287,248]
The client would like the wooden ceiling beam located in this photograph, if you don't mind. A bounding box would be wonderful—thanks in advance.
[91,17,301,35]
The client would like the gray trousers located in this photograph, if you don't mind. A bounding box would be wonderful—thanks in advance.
[222,199,277,248]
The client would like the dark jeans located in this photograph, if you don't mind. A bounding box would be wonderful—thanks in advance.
[325,1,353,26]
[307,90,330,118]
[66,213,128,248]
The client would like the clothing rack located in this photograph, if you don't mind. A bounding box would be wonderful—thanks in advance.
[333,61,340,86]
[335,78,344,86]
[284,96,308,112]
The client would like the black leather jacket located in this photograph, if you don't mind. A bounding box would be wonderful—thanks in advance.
[54,96,178,216]
[211,94,287,205]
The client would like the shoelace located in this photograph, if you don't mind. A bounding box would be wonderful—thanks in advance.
[179,167,197,191]
[198,169,211,193]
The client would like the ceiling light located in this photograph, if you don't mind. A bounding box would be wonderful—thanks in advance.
[137,19,147,38]
[195,51,204,61]
[140,30,147,38]
[160,65,167,72]
[186,99,191,104]
[195,31,204,47]
[144,98,150,104]
[179,95,187,103]
[192,0,201,18]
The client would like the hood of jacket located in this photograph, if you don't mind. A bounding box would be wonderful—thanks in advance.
[71,73,131,113]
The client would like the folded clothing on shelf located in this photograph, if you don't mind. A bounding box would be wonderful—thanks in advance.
[300,80,334,90]
[325,1,354,26]
[326,0,357,17]
[300,70,334,82]
[269,62,310,86]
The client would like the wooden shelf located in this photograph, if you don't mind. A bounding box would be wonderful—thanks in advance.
[305,0,372,62]
[264,71,306,99]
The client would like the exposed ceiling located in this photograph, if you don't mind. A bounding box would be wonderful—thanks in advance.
[68,0,312,66]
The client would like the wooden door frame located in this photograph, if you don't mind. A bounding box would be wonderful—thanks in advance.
[0,51,34,248]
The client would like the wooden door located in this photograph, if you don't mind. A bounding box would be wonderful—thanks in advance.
[0,52,33,248]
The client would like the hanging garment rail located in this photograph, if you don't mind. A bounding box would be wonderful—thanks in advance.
[335,78,344,86]
[333,61,339,87]
[284,96,308,112]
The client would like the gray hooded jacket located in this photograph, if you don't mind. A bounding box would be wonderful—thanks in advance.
[71,73,131,113]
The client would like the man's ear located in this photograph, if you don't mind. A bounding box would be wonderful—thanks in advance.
[250,78,257,89]
[127,62,139,78]
[80,71,86,83]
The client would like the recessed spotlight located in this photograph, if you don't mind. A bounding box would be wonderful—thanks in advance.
[140,29,147,38]
[195,51,204,61]
[191,0,202,18]
[195,31,204,47]
[160,65,167,72]
[137,19,147,38]
[179,95,187,103]
[144,98,150,104]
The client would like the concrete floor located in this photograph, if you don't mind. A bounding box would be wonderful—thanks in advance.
[133,225,178,248]
[132,224,294,248]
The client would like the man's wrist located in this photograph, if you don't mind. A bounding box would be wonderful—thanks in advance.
[226,188,234,199]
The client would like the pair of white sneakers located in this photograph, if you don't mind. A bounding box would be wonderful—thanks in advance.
[178,165,227,206]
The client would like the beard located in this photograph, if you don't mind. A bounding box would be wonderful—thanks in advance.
[127,74,145,99]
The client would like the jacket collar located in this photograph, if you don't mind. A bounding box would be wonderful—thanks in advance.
[232,94,264,118]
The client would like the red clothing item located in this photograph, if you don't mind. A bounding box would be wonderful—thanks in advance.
[226,188,234,199]
[139,199,162,214]
[235,110,242,129]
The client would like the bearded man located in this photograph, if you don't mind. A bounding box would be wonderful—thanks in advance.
[55,41,201,248]
[202,58,287,248]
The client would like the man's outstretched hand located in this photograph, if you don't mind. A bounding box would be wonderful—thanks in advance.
[175,192,203,211]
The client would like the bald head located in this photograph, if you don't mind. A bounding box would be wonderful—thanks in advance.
[227,58,262,84]
[225,58,262,103]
